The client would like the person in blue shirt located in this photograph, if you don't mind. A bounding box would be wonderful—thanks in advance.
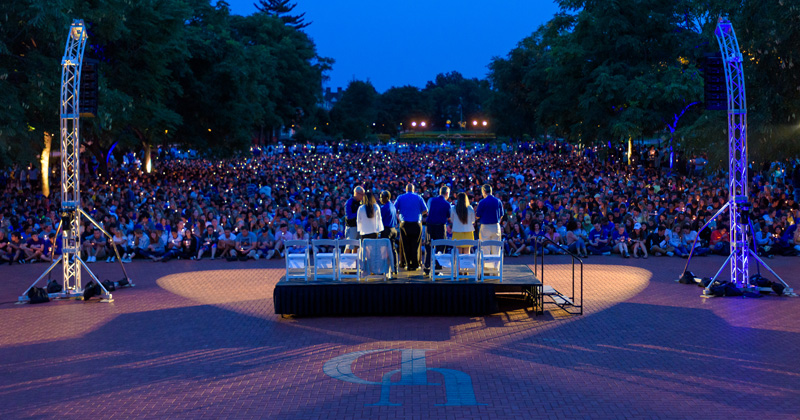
[379,190,399,273]
[394,184,428,271]
[587,222,612,255]
[475,184,504,255]
[611,224,631,258]
[424,185,451,275]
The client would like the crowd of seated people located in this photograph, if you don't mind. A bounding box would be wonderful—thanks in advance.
[0,141,798,267]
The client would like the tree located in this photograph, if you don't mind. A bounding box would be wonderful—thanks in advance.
[424,71,491,130]
[254,0,311,29]
[376,86,431,135]
[0,0,75,194]
[330,80,379,141]
[487,27,552,137]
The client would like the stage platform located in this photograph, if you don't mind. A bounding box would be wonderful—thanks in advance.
[273,265,543,316]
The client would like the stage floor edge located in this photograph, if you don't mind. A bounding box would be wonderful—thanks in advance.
[273,265,543,316]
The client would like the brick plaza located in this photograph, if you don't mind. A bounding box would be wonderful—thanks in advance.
[0,255,798,419]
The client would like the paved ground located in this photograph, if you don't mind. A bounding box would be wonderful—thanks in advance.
[0,254,798,419]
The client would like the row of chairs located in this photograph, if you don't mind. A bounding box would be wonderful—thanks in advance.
[283,238,504,282]
[284,238,394,282]
[429,239,504,282]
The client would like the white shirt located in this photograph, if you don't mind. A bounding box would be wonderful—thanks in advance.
[356,204,384,235]
[450,205,475,233]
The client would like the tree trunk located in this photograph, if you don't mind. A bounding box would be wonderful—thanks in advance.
[41,131,52,197]
[143,142,152,173]
[132,128,153,173]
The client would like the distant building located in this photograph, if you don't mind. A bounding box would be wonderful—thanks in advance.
[322,87,343,110]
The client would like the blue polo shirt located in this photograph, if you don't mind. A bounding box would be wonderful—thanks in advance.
[395,192,427,223]
[344,197,360,227]
[475,195,504,225]
[426,196,450,225]
[380,201,397,229]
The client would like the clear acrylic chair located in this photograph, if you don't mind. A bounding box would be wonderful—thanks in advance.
[361,238,395,280]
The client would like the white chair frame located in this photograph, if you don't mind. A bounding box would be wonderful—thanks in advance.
[479,240,505,282]
[454,240,480,282]
[312,239,338,281]
[337,239,361,281]
[430,239,457,281]
[284,240,310,281]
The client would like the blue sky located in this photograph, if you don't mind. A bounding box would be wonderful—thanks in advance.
[225,0,561,92]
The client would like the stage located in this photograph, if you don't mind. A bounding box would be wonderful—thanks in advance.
[273,265,544,316]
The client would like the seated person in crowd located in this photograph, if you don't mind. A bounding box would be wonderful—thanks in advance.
[217,227,237,259]
[611,224,630,258]
[587,222,611,255]
[198,225,219,260]
[81,229,107,263]
[234,226,258,260]
[180,229,199,260]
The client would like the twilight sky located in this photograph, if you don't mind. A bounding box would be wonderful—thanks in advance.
[225,0,561,92]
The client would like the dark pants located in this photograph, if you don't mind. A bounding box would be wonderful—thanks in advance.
[380,227,399,273]
[399,221,422,270]
[424,224,445,271]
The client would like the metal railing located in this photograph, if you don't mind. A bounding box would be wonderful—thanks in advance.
[532,236,584,315]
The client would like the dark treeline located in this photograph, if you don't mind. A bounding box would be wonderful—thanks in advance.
[2,0,799,178]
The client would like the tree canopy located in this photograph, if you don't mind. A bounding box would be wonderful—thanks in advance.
[0,0,329,170]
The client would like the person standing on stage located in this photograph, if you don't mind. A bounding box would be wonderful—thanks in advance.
[451,192,476,254]
[425,185,451,275]
[379,190,399,272]
[344,186,364,253]
[475,184,504,254]
[356,191,384,239]
[395,183,428,271]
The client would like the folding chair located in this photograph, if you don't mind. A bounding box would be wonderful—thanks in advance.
[361,238,395,280]
[430,239,457,281]
[480,240,504,282]
[337,239,361,281]
[454,240,480,281]
[312,239,338,281]
[284,240,310,281]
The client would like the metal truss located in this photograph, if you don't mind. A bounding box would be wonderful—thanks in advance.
[681,19,793,296]
[19,20,132,303]
[60,19,88,293]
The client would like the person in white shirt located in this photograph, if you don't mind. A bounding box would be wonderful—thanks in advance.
[450,192,475,253]
[356,191,384,239]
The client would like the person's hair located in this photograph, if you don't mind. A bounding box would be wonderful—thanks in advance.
[364,192,377,219]
[567,219,578,231]
[380,190,391,204]
[440,185,450,196]
[354,186,364,195]
[455,192,470,225]
[482,184,492,195]
[406,183,415,192]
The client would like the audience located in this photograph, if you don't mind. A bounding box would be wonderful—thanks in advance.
[0,141,797,267]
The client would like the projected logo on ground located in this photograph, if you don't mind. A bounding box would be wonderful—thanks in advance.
[323,349,483,407]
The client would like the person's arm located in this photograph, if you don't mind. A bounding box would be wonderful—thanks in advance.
[376,205,383,233]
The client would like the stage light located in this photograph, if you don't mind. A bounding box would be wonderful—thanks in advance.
[412,122,417,127]
[472,120,478,126]
[421,122,426,127]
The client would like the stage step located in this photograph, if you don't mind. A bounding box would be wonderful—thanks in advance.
[543,285,574,306]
